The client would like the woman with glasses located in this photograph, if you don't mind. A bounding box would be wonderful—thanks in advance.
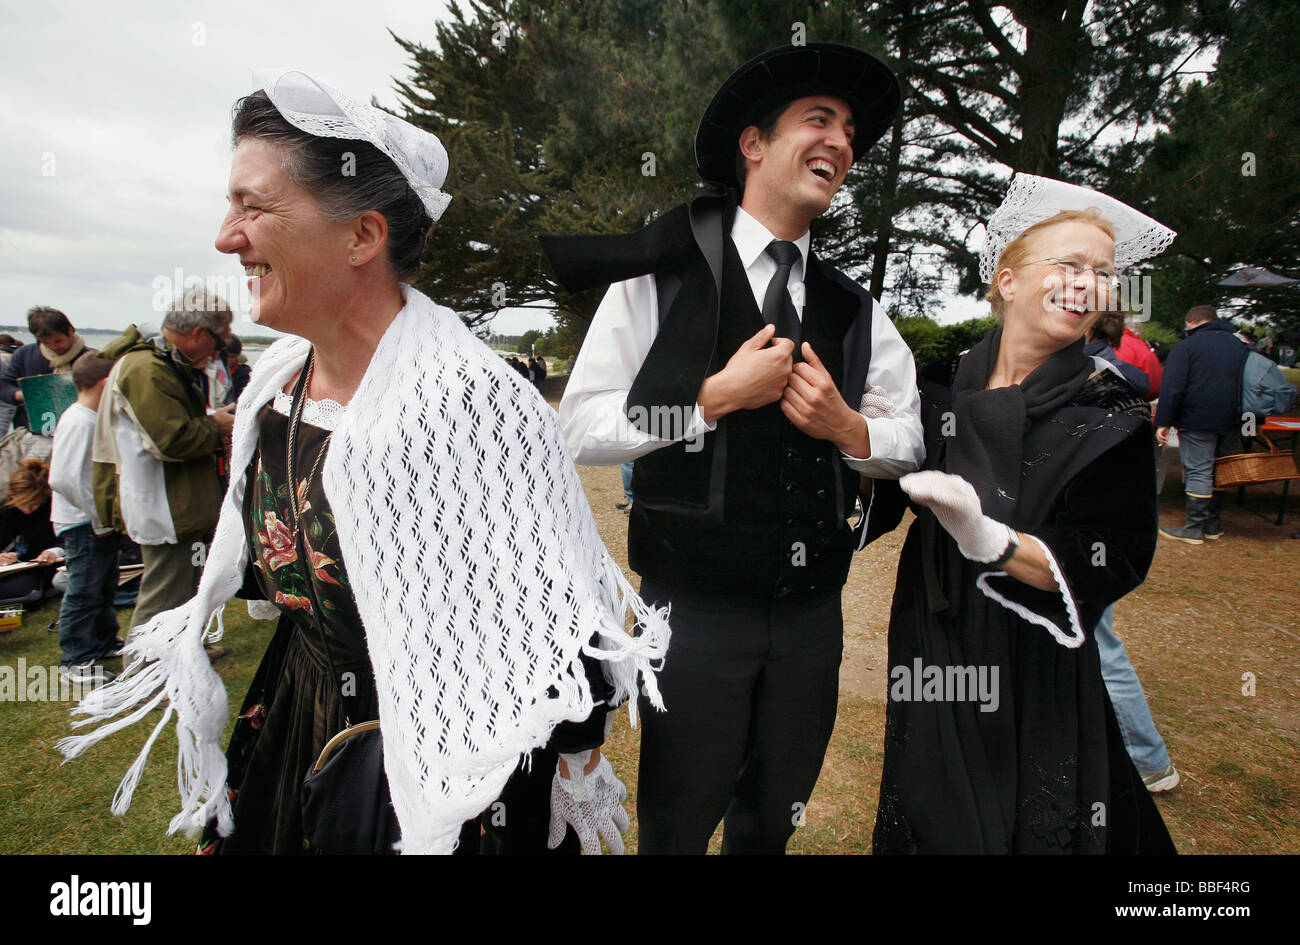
[869,174,1178,854]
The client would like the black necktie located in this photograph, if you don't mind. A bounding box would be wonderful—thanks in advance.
[762,239,801,359]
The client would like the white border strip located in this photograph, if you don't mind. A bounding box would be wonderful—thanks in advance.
[974,535,1085,649]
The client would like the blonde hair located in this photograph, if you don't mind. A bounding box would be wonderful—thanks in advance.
[984,209,1116,318]
[4,459,51,510]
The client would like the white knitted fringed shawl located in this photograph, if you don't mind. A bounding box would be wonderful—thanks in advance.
[58,286,670,854]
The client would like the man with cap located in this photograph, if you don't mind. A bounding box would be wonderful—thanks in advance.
[544,43,923,854]
[1155,305,1251,543]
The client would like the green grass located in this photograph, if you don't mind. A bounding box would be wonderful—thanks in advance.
[5,546,1298,854]
[0,597,266,854]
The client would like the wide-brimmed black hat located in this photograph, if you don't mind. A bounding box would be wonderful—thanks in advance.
[695,42,901,187]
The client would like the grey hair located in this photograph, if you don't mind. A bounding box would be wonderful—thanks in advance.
[162,287,234,335]
[230,91,433,281]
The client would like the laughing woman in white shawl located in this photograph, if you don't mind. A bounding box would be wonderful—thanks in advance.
[59,69,669,855]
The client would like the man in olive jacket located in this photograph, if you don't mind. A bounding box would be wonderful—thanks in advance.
[93,289,235,633]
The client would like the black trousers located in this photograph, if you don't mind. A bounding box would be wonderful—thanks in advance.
[636,579,843,854]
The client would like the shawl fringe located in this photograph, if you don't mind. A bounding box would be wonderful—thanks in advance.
[60,287,669,851]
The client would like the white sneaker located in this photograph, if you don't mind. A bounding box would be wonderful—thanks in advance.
[59,662,116,686]
[1142,763,1181,793]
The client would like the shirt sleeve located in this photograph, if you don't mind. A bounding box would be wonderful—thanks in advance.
[49,414,98,525]
[839,303,925,479]
[557,274,715,466]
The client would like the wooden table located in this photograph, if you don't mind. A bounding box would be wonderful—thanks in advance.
[1237,416,1299,525]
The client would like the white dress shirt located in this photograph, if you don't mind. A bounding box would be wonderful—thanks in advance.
[558,207,924,478]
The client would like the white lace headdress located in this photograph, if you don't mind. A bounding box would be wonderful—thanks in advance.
[253,67,452,223]
[58,287,670,854]
[980,173,1176,284]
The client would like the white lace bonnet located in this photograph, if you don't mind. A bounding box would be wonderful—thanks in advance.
[252,67,452,222]
[980,173,1175,284]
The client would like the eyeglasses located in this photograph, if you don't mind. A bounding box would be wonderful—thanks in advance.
[205,328,230,356]
[1020,257,1121,289]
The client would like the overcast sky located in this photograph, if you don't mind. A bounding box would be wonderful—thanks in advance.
[1,1,996,341]
[0,0,560,338]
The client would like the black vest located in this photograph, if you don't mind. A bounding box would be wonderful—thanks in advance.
[629,238,860,599]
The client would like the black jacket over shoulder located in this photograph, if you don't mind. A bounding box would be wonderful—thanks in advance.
[541,190,885,600]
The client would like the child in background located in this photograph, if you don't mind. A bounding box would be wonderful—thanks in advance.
[49,352,121,684]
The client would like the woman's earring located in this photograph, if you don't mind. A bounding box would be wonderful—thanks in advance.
[351,255,357,262]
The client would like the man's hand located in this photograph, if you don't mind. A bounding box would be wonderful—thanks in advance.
[213,403,236,437]
[781,343,869,455]
[0,552,17,567]
[13,391,23,404]
[697,324,794,424]
[34,549,61,565]
[1156,425,1171,447]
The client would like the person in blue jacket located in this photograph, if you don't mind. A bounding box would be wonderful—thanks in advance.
[1154,305,1250,543]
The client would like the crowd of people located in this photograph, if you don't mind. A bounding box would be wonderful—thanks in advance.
[0,302,252,679]
[504,354,548,390]
[10,44,1290,856]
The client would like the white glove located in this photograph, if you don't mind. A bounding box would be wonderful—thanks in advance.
[900,470,1018,564]
[246,599,279,621]
[548,751,631,855]
[859,385,897,420]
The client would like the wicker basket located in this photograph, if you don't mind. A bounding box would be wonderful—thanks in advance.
[1214,435,1300,488]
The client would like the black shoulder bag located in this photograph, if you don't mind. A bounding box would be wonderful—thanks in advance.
[287,352,401,854]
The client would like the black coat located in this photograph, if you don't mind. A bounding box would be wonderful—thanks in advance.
[1153,320,1249,431]
[869,341,1175,854]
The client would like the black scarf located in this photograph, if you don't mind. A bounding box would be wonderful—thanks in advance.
[944,328,1093,526]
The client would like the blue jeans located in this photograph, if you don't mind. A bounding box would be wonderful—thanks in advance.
[620,461,635,505]
[1178,428,1238,497]
[57,524,121,667]
[1095,604,1171,774]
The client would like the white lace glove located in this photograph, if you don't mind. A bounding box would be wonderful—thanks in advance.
[246,599,280,621]
[859,384,897,420]
[900,470,1018,564]
[548,751,630,855]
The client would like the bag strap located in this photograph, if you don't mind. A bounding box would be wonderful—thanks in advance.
[285,351,358,726]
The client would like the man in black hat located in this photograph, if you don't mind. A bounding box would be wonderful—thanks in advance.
[544,43,923,853]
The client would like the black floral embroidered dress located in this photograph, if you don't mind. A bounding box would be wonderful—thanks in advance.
[200,396,377,854]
